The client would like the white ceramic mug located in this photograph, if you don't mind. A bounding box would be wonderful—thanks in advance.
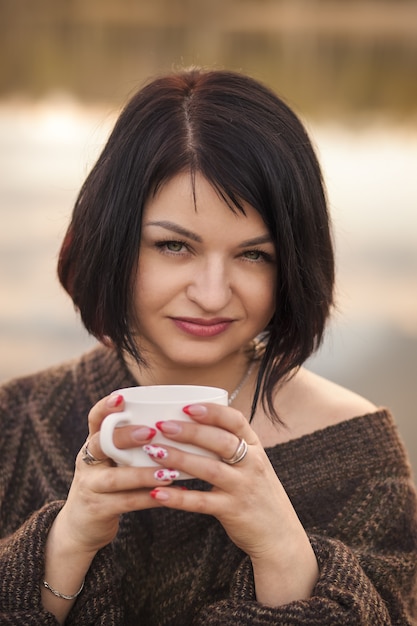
[99,385,228,479]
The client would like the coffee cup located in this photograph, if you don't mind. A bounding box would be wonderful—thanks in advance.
[99,385,228,479]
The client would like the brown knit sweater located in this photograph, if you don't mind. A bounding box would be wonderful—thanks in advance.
[0,345,416,625]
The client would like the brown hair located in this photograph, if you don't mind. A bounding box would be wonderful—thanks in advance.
[58,68,334,420]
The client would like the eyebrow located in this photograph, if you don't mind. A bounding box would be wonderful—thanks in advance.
[237,234,273,248]
[145,221,202,242]
[145,220,273,248]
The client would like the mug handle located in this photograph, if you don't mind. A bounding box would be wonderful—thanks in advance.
[99,411,137,466]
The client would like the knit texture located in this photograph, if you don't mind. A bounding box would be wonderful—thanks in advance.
[0,345,416,625]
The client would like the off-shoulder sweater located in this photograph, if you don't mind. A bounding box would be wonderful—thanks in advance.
[0,345,416,625]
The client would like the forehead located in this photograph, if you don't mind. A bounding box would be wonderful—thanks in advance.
[143,172,269,237]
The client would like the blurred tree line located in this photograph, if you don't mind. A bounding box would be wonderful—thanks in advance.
[1,0,416,119]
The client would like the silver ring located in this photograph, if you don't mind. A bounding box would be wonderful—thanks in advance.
[81,441,106,465]
[221,437,248,465]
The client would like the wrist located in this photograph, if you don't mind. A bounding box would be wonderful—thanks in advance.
[251,534,319,607]
[42,512,99,623]
[46,510,99,570]
[54,504,113,555]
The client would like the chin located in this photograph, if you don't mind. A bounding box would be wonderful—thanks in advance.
[165,348,231,370]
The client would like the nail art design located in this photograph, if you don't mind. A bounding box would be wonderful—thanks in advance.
[143,444,168,459]
[154,468,179,481]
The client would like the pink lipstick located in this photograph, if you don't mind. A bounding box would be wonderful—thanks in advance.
[171,317,233,337]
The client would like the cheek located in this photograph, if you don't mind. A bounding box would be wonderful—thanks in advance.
[264,282,277,323]
[244,271,276,323]
[133,261,180,313]
[258,268,277,305]
[260,292,276,325]
[131,262,154,322]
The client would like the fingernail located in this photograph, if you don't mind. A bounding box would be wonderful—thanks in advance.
[154,468,180,481]
[143,444,168,459]
[132,427,157,442]
[156,421,181,434]
[182,404,208,416]
[150,488,169,501]
[107,394,123,408]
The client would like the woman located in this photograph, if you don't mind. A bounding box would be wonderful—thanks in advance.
[1,68,416,625]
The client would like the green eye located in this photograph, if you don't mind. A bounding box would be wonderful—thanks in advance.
[166,241,184,252]
[244,250,261,260]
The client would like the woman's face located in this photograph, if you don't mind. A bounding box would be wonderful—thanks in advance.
[132,172,276,371]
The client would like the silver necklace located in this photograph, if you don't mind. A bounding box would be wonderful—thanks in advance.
[228,360,255,405]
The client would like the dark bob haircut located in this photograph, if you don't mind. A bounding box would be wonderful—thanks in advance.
[58,68,334,420]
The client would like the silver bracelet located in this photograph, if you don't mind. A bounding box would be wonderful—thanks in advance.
[43,578,85,600]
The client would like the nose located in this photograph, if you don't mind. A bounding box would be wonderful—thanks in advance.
[186,257,232,312]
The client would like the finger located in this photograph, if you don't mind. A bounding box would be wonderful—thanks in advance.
[87,393,125,435]
[75,462,181,494]
[80,439,109,466]
[68,474,165,518]
[183,402,259,445]
[157,401,259,462]
[94,484,190,514]
[81,427,157,467]
[155,419,246,464]
[112,424,157,449]
[73,454,185,519]
[141,441,242,487]
[149,484,226,516]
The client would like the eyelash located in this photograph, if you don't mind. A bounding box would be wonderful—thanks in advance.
[242,249,274,263]
[154,239,274,263]
[155,239,190,255]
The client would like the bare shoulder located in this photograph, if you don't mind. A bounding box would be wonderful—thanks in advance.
[257,366,378,445]
[299,367,377,421]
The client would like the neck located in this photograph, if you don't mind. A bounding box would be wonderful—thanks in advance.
[124,350,254,399]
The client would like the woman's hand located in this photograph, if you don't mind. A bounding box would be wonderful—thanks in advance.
[42,393,177,623]
[145,402,319,606]
[57,393,178,552]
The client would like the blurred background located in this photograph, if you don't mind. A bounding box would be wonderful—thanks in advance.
[0,0,416,471]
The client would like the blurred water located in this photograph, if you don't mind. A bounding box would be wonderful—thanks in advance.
[0,99,416,470]
[2,1,417,120]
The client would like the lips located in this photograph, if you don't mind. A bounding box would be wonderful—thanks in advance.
[170,317,234,338]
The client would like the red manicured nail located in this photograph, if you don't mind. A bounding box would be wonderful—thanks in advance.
[107,394,124,408]
[131,427,157,442]
[182,404,207,416]
[150,488,169,501]
[156,421,181,434]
